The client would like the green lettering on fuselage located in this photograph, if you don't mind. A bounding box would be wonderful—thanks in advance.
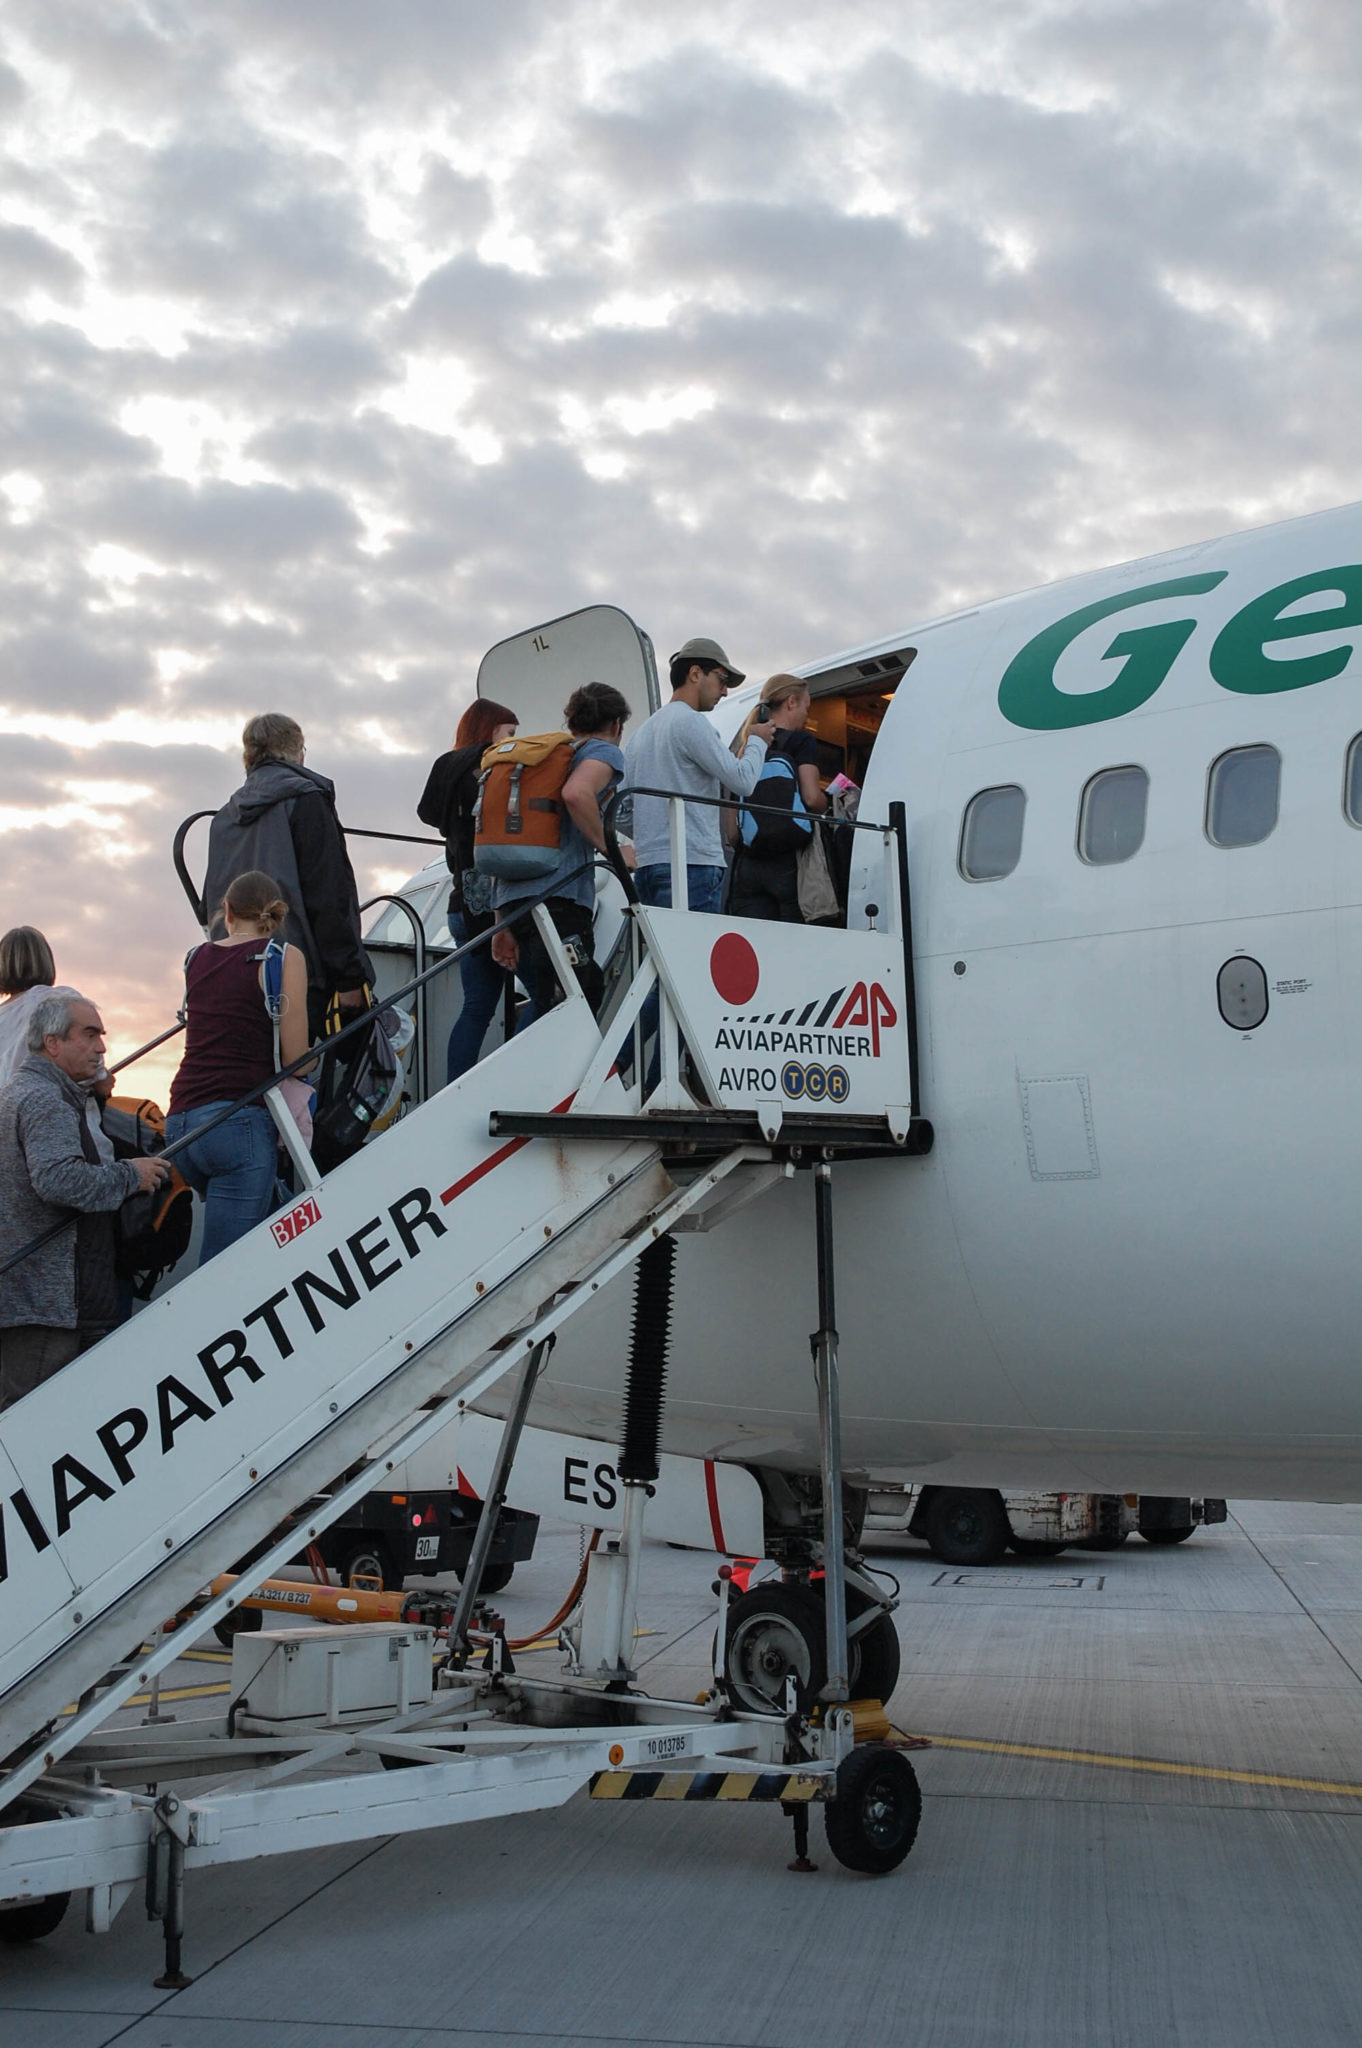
[997,564,1362,729]
[1209,567,1362,695]
[997,574,1227,731]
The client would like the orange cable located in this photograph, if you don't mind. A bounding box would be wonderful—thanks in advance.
[504,1527,602,1650]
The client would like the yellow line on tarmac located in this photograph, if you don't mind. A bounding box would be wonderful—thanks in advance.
[125,1682,233,1707]
[60,1681,233,1718]
[907,1731,1362,1799]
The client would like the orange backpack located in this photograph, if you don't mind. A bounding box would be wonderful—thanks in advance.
[472,732,582,880]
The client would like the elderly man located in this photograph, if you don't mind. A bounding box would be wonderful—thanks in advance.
[203,711,373,1039]
[0,994,166,1411]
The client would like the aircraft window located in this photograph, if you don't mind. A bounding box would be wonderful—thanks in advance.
[1206,745,1280,848]
[1078,765,1148,865]
[959,784,1026,881]
[1345,734,1362,826]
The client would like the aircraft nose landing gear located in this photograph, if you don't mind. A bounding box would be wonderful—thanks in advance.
[721,1577,902,1715]
[725,1583,827,1714]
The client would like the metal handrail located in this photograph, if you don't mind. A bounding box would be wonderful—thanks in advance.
[0,857,597,1283]
[359,892,429,1106]
[107,1018,187,1078]
[620,783,890,830]
[602,782,895,908]
[604,782,919,1119]
[13,784,916,1292]
[343,827,443,849]
[172,810,442,928]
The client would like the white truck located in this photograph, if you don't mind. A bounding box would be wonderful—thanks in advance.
[862,1484,1228,1565]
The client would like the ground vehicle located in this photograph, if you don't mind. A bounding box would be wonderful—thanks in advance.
[862,1484,1229,1565]
[225,1487,538,1599]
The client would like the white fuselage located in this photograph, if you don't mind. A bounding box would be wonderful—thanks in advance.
[521,501,1362,1501]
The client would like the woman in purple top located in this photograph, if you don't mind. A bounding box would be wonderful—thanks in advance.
[166,870,311,1264]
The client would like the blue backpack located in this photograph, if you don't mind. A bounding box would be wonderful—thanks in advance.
[739,752,812,857]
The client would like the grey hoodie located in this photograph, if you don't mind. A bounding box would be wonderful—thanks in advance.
[202,758,372,992]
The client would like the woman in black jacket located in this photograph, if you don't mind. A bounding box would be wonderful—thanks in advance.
[417,697,518,1082]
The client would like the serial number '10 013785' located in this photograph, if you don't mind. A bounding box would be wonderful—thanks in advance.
[272,1196,322,1248]
[641,1732,694,1763]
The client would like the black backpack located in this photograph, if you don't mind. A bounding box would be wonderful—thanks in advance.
[311,1009,401,1174]
[738,751,813,859]
[104,1098,196,1300]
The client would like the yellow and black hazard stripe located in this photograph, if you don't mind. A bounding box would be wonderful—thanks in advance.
[590,1769,829,1803]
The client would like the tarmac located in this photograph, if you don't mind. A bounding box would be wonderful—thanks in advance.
[5,1499,1362,2046]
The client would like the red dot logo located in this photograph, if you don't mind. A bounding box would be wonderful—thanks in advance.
[710,932,759,1006]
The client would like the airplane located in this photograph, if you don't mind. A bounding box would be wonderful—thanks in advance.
[376,497,1362,1581]
[4,500,1355,1940]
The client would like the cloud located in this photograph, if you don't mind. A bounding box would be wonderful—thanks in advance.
[0,222,84,295]
[1,0,1360,1084]
[91,473,362,567]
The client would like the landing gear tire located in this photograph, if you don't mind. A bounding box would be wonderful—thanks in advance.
[847,1609,901,1704]
[724,1584,826,1714]
[921,1489,1010,1567]
[1008,1538,1066,1558]
[823,1744,921,1874]
[1140,1526,1195,1546]
[337,1540,402,1591]
[0,1892,70,1942]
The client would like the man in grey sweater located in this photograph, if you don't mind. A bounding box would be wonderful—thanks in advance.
[0,994,167,1411]
[623,636,770,914]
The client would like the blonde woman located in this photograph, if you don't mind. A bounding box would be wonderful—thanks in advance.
[165,871,310,1263]
[0,927,118,1162]
[728,676,828,922]
[0,928,75,1087]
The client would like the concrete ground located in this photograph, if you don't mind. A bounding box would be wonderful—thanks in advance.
[5,1501,1362,2046]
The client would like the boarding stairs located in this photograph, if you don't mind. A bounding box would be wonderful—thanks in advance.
[0,801,927,1950]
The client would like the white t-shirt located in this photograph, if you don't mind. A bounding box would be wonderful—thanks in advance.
[623,701,769,869]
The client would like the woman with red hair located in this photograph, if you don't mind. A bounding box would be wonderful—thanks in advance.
[418,697,519,1081]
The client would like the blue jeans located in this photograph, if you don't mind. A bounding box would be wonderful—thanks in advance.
[446,914,515,1082]
[165,1103,278,1266]
[628,864,727,1085]
[635,864,727,914]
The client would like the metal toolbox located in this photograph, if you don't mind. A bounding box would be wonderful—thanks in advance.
[230,1623,434,1726]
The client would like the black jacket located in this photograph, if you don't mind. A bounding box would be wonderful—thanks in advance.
[417,743,485,913]
[202,759,373,992]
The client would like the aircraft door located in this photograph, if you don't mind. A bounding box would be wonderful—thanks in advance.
[477,604,660,736]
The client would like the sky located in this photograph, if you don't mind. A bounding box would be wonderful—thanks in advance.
[1,0,1359,1097]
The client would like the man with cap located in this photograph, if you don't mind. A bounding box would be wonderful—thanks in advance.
[622,636,769,914]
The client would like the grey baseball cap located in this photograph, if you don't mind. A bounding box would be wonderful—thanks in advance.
[671,636,745,685]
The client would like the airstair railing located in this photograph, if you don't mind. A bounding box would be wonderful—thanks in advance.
[8,792,920,1285]
[107,1016,187,1078]
[0,856,599,1285]
[358,891,429,1106]
[603,786,921,1121]
[172,810,444,930]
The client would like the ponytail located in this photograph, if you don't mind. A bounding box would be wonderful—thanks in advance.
[221,869,291,934]
[732,674,810,755]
